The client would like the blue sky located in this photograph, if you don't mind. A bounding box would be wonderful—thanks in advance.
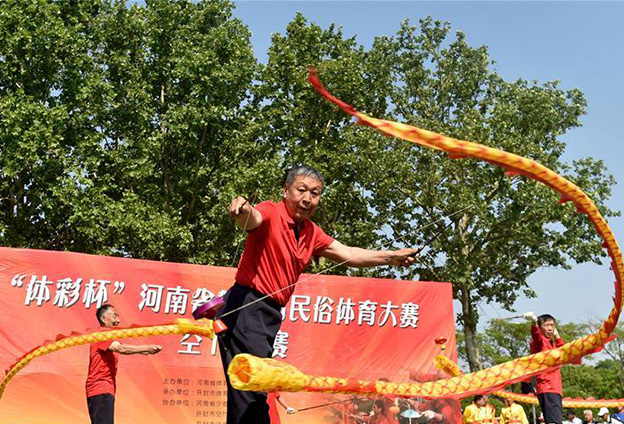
[231,1,624,329]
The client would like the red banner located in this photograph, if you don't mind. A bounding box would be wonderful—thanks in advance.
[0,247,460,424]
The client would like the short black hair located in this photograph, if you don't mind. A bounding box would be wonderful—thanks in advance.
[96,304,115,325]
[537,314,556,326]
[473,395,485,403]
[566,410,576,417]
[284,165,324,189]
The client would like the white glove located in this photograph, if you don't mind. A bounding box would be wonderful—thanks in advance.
[286,407,297,415]
[523,311,537,322]
[422,410,437,420]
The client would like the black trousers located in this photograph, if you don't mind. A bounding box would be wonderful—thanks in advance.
[217,284,282,424]
[87,393,115,424]
[538,392,563,424]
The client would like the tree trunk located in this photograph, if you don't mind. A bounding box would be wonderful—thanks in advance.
[456,213,483,371]
[460,284,483,372]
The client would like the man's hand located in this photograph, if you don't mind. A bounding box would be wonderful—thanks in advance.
[389,248,419,267]
[523,311,537,323]
[286,407,297,415]
[146,345,163,354]
[227,196,251,219]
[227,196,263,231]
[553,327,560,339]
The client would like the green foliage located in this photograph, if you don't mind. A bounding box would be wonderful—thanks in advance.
[562,361,622,400]
[0,0,260,263]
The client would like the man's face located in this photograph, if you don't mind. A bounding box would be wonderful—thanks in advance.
[584,412,594,422]
[476,397,487,407]
[101,307,120,328]
[540,319,556,338]
[283,176,322,223]
[568,414,576,421]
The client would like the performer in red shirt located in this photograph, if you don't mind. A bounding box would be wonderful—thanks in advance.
[86,304,163,424]
[525,311,565,424]
[219,165,418,424]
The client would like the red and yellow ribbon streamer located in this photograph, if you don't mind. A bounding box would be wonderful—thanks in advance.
[435,354,624,408]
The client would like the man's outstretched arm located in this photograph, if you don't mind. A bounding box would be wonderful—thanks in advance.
[320,240,418,268]
[109,341,163,355]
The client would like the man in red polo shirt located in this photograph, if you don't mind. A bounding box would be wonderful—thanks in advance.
[219,165,418,424]
[86,304,163,424]
[525,311,565,424]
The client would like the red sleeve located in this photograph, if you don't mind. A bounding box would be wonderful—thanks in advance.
[554,337,565,348]
[530,325,544,352]
[312,224,334,255]
[253,201,276,224]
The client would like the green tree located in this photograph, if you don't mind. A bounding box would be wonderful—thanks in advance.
[561,360,622,400]
[0,0,262,263]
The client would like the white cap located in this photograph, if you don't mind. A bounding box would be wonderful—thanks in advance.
[599,408,610,416]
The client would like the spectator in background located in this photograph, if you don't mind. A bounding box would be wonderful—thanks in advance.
[612,407,624,424]
[463,395,495,424]
[500,398,528,424]
[583,410,598,424]
[599,408,613,424]
[564,410,582,424]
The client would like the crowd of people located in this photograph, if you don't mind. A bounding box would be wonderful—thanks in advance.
[461,396,624,424]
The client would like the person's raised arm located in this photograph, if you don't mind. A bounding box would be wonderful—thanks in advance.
[553,326,565,347]
[108,341,163,355]
[319,240,418,268]
[227,196,263,231]
[524,311,544,350]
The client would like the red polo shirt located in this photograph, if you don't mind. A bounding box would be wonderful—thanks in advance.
[530,324,565,394]
[235,200,334,306]
[86,340,118,398]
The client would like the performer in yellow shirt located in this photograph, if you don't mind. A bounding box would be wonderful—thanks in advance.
[500,398,529,424]
[463,395,496,424]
